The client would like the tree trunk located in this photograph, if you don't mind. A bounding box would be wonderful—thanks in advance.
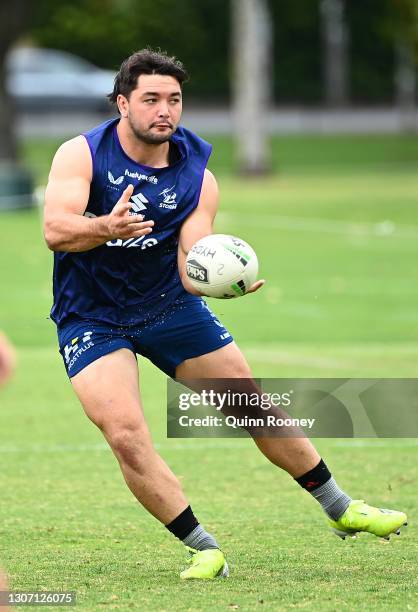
[231,0,272,175]
[0,0,34,209]
[395,39,417,132]
[0,0,31,161]
[320,0,349,107]
[0,60,18,161]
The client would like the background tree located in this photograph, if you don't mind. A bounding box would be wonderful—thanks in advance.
[231,0,272,174]
[270,0,322,104]
[320,0,349,106]
[31,0,230,102]
[0,0,33,209]
[28,0,408,107]
[382,0,418,130]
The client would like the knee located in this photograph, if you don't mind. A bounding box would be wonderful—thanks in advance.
[228,362,252,379]
[106,427,152,470]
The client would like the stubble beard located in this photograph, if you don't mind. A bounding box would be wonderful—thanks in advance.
[128,114,175,145]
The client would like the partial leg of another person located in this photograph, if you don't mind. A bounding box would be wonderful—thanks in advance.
[0,569,10,611]
[70,348,228,579]
[176,342,408,540]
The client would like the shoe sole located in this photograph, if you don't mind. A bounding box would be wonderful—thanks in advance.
[217,561,229,578]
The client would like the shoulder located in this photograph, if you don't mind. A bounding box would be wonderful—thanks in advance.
[50,136,92,181]
[196,169,219,213]
[201,168,218,194]
[54,135,90,158]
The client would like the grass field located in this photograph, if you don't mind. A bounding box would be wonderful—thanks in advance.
[1,134,417,610]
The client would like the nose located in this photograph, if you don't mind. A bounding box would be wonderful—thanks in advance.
[157,101,170,118]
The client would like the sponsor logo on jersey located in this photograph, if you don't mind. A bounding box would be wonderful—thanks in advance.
[106,236,159,249]
[130,193,148,214]
[186,259,209,283]
[125,169,158,184]
[220,331,231,340]
[108,171,124,185]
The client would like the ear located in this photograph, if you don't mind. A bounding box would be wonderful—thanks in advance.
[117,94,129,118]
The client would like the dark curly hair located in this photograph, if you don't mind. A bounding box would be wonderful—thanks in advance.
[108,48,189,104]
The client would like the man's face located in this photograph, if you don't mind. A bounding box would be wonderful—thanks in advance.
[118,74,182,145]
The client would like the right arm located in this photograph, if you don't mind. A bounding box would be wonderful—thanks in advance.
[43,136,154,252]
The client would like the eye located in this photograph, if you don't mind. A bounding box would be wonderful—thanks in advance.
[144,98,157,104]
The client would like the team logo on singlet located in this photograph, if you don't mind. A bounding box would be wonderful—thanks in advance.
[158,185,177,210]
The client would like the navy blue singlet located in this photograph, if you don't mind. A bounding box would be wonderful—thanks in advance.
[50,118,212,327]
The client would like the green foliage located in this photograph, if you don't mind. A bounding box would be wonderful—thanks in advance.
[385,0,418,59]
[347,0,395,103]
[27,0,412,104]
[30,0,230,101]
[270,0,322,103]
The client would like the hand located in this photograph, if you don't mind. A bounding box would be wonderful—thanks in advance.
[106,184,154,240]
[0,332,16,387]
[245,279,266,294]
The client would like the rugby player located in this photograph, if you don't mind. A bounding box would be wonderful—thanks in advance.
[43,49,407,580]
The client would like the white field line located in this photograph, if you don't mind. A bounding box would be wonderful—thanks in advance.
[217,212,418,239]
[0,441,250,454]
[333,439,418,447]
[0,439,416,454]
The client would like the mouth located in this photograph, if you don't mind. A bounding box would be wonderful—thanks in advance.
[151,123,173,129]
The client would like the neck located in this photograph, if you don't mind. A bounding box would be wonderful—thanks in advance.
[117,119,170,168]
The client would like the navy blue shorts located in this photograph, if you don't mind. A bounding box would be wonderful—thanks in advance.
[57,298,233,379]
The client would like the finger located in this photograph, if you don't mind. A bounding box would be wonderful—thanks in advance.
[130,227,154,237]
[115,225,153,239]
[114,201,134,216]
[127,214,153,223]
[127,213,143,222]
[119,183,134,204]
[121,221,154,233]
[127,219,154,229]
[246,279,266,294]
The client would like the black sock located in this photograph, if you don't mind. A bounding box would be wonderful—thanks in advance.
[165,505,219,550]
[295,458,331,492]
[165,505,199,540]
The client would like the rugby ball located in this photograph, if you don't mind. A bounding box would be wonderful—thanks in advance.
[186,234,258,298]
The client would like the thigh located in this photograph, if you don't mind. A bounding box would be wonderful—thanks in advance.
[175,341,252,379]
[70,348,149,438]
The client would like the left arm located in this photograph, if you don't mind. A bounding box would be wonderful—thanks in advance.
[178,169,218,295]
[177,169,265,296]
